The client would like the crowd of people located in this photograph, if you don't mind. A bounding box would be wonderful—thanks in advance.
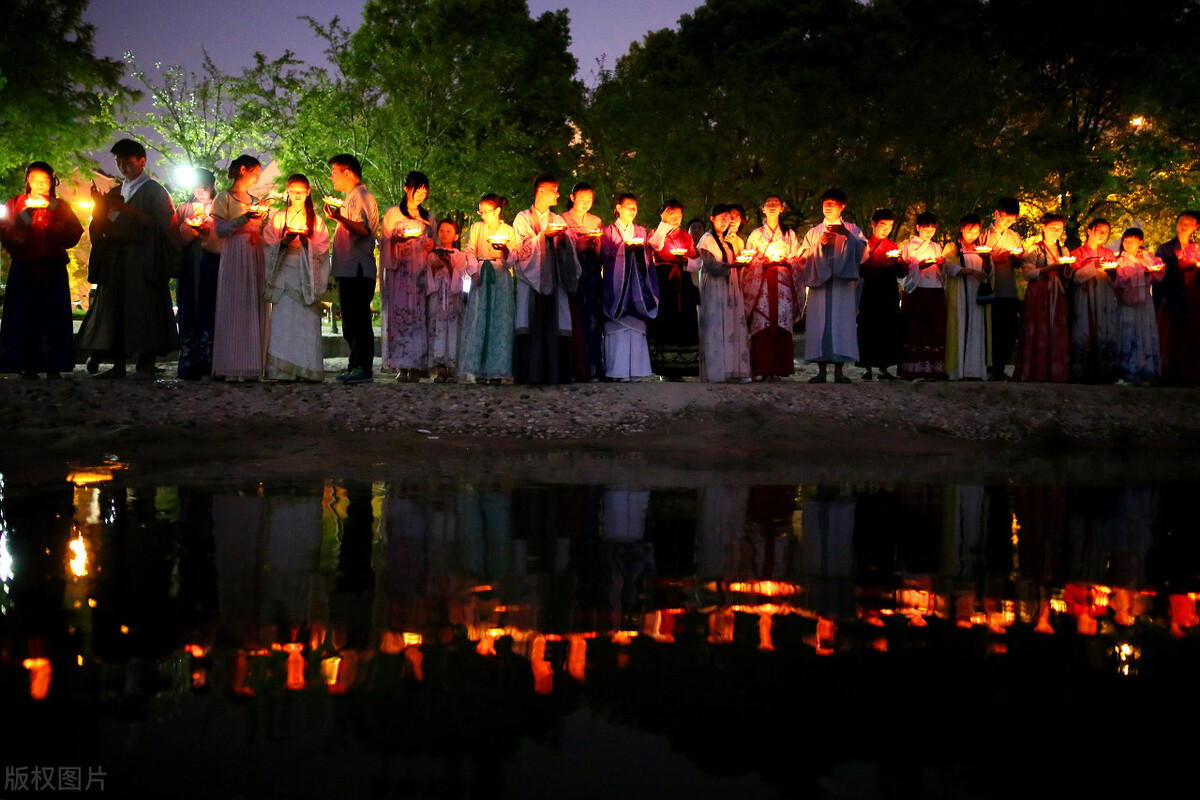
[2,139,1199,387]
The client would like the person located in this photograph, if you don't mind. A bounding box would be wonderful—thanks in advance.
[599,193,659,380]
[742,195,801,380]
[1112,228,1165,384]
[460,194,516,383]
[324,154,379,384]
[856,209,902,380]
[1154,210,1200,385]
[978,197,1024,380]
[75,139,178,380]
[561,182,606,380]
[898,212,947,379]
[173,168,221,380]
[512,173,580,384]
[426,219,467,382]
[726,205,747,257]
[646,198,700,379]
[380,170,435,381]
[799,189,866,383]
[1068,218,1120,383]
[695,204,750,382]
[262,174,330,381]
[1014,213,1071,382]
[211,154,268,380]
[942,214,992,380]
[0,161,83,378]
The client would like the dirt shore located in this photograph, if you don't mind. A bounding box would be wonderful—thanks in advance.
[3,366,1199,485]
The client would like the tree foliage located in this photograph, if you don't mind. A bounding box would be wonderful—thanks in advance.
[0,0,131,191]
[580,0,1200,242]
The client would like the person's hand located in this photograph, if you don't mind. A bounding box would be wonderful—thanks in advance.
[324,203,343,222]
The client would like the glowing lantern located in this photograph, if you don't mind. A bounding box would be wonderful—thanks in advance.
[885,249,901,258]
[668,247,688,256]
[487,233,509,246]
[975,246,993,254]
[23,658,52,700]
[322,196,343,208]
[321,656,342,686]
[68,535,87,577]
[24,196,49,209]
[757,611,775,652]
[544,222,565,235]
[280,642,306,690]
[530,636,554,695]
[735,250,755,264]
[624,237,645,246]
[764,241,786,263]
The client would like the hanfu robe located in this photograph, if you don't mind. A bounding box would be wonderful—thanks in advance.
[696,231,750,382]
[1113,250,1166,382]
[1015,242,1070,382]
[1154,239,1200,385]
[512,207,581,384]
[800,220,866,364]
[562,208,606,380]
[898,237,946,379]
[743,225,802,377]
[942,241,992,380]
[646,222,701,378]
[426,245,467,371]
[856,235,903,370]
[380,206,435,370]
[978,224,1025,376]
[1068,243,1120,383]
[174,200,221,379]
[0,194,83,374]
[599,221,659,379]
[262,209,330,381]
[209,190,266,378]
[460,220,516,380]
[76,178,179,361]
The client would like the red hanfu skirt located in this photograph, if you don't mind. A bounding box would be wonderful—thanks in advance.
[899,287,946,379]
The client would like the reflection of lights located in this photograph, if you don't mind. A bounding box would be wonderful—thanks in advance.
[23,658,52,700]
[402,632,422,647]
[321,656,341,686]
[279,643,306,690]
[69,535,88,577]
[1113,642,1141,677]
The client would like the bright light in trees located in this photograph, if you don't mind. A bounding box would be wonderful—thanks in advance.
[173,165,195,187]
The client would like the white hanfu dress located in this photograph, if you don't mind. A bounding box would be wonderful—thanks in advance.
[263,209,330,381]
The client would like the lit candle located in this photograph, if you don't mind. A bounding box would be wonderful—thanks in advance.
[764,242,786,262]
[1058,256,1076,265]
[1101,260,1118,269]
[24,196,49,209]
[487,233,509,246]
[735,250,754,264]
[974,245,993,254]
[624,237,645,246]
[402,226,423,238]
[544,221,565,234]
[885,248,901,258]
[668,247,687,256]
[322,195,343,208]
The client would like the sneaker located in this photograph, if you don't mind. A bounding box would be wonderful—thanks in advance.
[338,367,372,384]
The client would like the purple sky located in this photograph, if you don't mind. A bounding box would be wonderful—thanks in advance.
[83,0,700,86]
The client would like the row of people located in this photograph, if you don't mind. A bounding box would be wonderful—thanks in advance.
[3,144,1199,387]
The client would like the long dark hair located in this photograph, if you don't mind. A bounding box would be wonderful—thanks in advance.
[24,161,58,198]
[402,170,430,221]
[286,173,316,235]
[227,154,262,185]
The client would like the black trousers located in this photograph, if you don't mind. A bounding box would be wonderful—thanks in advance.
[990,297,1020,374]
[337,274,376,374]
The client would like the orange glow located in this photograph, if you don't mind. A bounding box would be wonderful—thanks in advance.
[612,631,637,646]
[24,196,49,209]
[708,608,735,644]
[757,612,774,651]
[404,647,424,682]
[186,213,205,227]
[472,585,493,593]
[567,636,587,682]
[814,617,836,656]
[735,250,755,264]
[402,632,423,647]
[727,580,800,597]
[1169,594,1199,638]
[23,658,51,700]
[322,195,343,208]
[185,644,207,658]
[530,636,553,695]
[764,241,786,262]
[669,247,687,256]
[281,643,306,690]
[379,631,405,654]
[74,198,94,212]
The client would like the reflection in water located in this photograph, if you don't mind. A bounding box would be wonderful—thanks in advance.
[4,469,1200,796]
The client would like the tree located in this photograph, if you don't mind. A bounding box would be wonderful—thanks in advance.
[247,0,585,213]
[0,0,132,192]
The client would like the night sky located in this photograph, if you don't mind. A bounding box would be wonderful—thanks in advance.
[83,0,702,85]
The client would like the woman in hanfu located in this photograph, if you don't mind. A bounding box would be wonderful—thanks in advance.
[599,193,659,380]
[425,219,467,382]
[1014,213,1070,382]
[211,154,268,380]
[696,204,751,382]
[1154,211,1200,385]
[174,168,221,380]
[646,198,700,379]
[742,195,801,380]
[380,170,435,381]
[856,209,903,380]
[561,182,605,380]
[941,214,992,381]
[898,212,947,379]
[1112,228,1166,384]
[262,174,330,381]
[1068,218,1120,383]
[460,194,516,383]
[0,161,83,378]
